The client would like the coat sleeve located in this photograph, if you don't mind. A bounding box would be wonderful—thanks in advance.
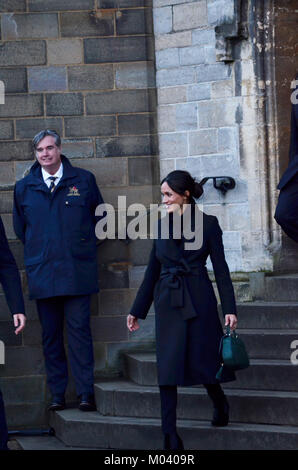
[208,217,237,317]
[89,173,104,226]
[130,242,161,320]
[13,184,26,244]
[0,217,25,316]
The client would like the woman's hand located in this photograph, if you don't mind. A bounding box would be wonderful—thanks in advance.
[225,314,237,331]
[13,313,26,335]
[127,314,140,332]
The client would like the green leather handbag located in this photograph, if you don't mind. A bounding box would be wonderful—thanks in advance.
[216,326,250,380]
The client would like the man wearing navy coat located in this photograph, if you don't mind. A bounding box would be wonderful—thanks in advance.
[0,217,26,450]
[13,129,103,412]
[274,77,298,241]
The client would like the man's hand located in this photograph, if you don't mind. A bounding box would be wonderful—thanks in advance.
[127,314,140,332]
[13,313,26,335]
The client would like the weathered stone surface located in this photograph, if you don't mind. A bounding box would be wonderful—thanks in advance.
[0,95,43,118]
[157,86,187,105]
[0,191,13,213]
[196,63,231,82]
[29,0,94,10]
[197,99,240,127]
[156,66,196,87]
[115,62,155,89]
[65,116,116,137]
[173,1,208,31]
[86,90,156,115]
[156,48,179,70]
[91,316,128,342]
[84,37,150,63]
[158,132,188,159]
[96,135,158,157]
[28,67,67,92]
[128,156,159,185]
[157,105,176,132]
[60,139,94,158]
[153,7,172,34]
[1,13,59,40]
[98,0,152,7]
[46,93,83,116]
[0,121,14,140]
[0,68,27,93]
[155,31,192,51]
[175,102,198,130]
[116,9,153,35]
[0,0,25,11]
[60,12,114,38]
[68,65,113,91]
[179,45,206,66]
[187,83,210,101]
[71,157,128,187]
[192,27,215,45]
[189,128,218,155]
[0,163,14,186]
[118,113,156,135]
[15,161,35,181]
[47,39,83,65]
[0,40,46,66]
[16,118,63,140]
[0,141,32,161]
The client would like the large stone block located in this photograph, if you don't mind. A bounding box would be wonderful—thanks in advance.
[173,1,208,31]
[60,12,114,37]
[156,66,196,87]
[157,86,187,105]
[156,48,179,70]
[68,65,113,91]
[28,0,94,10]
[192,27,215,45]
[1,13,58,40]
[28,66,67,92]
[60,139,94,158]
[0,0,26,11]
[0,346,45,377]
[116,8,153,35]
[0,164,14,186]
[0,94,43,118]
[157,105,176,132]
[84,37,150,63]
[218,126,238,152]
[65,116,116,138]
[118,113,156,135]
[0,191,13,214]
[189,128,218,155]
[46,93,83,116]
[96,135,158,157]
[155,31,192,51]
[187,83,210,101]
[0,68,27,93]
[16,118,63,140]
[153,7,172,34]
[0,141,32,161]
[47,39,83,65]
[0,376,45,404]
[197,99,240,127]
[175,102,198,130]
[179,45,206,66]
[196,63,231,82]
[207,0,235,25]
[199,153,239,178]
[86,89,156,115]
[91,316,128,342]
[0,121,14,140]
[128,156,159,185]
[100,185,156,208]
[115,62,155,89]
[71,157,128,187]
[0,40,46,66]
[98,0,152,6]
[158,132,188,159]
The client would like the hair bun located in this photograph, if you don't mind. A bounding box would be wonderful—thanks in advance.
[193,181,204,199]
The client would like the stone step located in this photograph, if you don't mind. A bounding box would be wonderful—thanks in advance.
[237,328,298,359]
[235,302,298,329]
[49,408,298,450]
[264,274,298,302]
[95,379,298,426]
[123,352,298,391]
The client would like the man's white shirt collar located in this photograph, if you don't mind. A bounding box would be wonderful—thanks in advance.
[42,163,63,188]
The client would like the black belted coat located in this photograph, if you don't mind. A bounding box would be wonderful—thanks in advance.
[130,206,237,386]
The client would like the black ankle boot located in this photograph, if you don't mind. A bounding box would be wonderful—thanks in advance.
[164,432,184,450]
[211,397,229,427]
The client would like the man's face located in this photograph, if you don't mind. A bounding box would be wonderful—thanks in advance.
[35,135,61,174]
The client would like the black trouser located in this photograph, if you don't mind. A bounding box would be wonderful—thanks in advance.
[0,388,9,450]
[275,174,298,243]
[159,384,226,434]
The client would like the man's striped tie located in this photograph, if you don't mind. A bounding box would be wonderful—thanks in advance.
[49,176,57,193]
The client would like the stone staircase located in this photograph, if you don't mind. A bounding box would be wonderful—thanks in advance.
[49,278,298,450]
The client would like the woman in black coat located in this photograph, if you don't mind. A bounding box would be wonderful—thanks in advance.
[127,170,237,450]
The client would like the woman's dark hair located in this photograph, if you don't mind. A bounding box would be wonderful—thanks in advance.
[161,170,203,202]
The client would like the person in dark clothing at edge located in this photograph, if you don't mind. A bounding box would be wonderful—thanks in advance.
[0,217,26,450]
[127,170,237,450]
[275,75,298,240]
[13,129,104,412]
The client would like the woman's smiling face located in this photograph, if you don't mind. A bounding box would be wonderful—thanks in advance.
[161,181,186,213]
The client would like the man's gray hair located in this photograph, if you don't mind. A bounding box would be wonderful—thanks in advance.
[32,129,61,150]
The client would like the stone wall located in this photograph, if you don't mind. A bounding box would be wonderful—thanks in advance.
[153,0,274,273]
[0,0,158,427]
